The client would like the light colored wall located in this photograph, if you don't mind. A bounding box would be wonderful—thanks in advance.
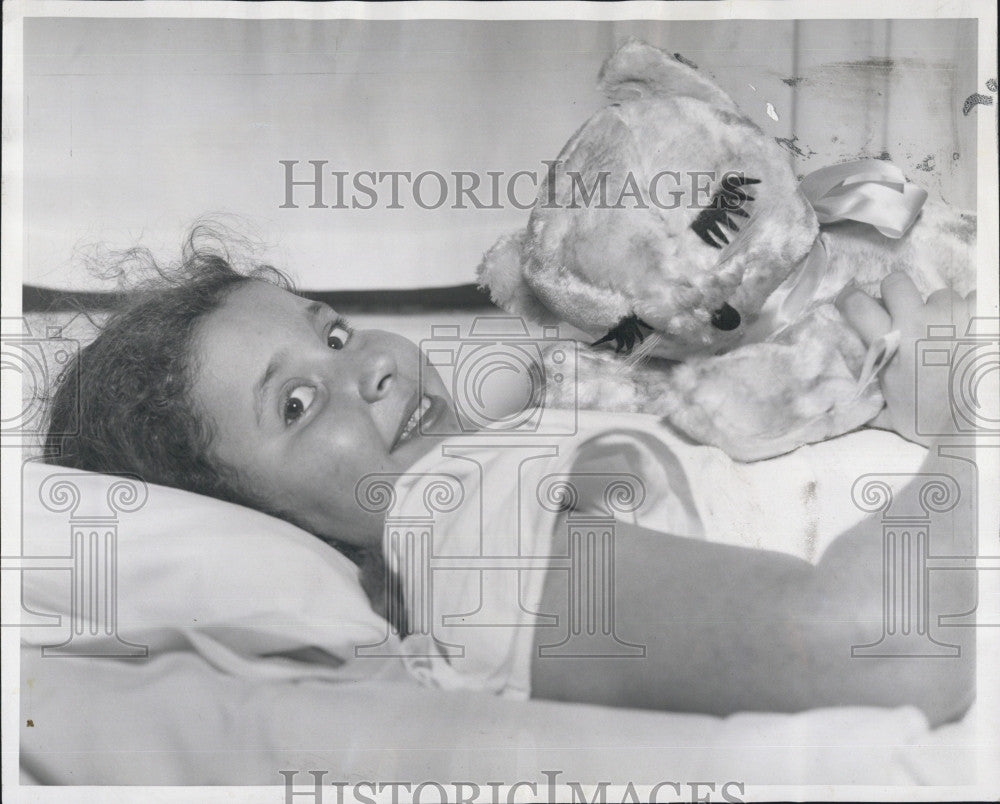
[23,18,977,291]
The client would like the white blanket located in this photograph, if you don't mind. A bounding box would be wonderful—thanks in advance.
[21,646,962,787]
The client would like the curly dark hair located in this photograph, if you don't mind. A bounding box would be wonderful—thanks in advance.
[43,230,404,633]
[45,249,276,506]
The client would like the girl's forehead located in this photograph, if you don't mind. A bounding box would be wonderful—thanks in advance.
[193,282,312,362]
[192,282,315,410]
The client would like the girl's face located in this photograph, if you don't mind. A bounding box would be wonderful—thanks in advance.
[189,280,460,547]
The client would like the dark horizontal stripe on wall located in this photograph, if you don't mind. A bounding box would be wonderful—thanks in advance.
[23,283,495,314]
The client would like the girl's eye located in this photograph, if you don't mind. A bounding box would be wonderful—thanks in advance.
[284,385,316,424]
[327,322,352,350]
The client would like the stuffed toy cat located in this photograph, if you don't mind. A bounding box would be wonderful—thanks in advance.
[477,39,975,460]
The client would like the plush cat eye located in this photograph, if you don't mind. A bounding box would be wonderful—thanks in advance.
[593,314,652,354]
[690,175,760,248]
[710,303,741,330]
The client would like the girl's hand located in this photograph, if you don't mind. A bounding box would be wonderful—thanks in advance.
[836,272,976,447]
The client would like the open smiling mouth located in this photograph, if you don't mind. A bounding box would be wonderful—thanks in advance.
[391,394,440,450]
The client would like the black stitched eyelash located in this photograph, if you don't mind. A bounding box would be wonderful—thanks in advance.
[690,174,760,249]
[593,314,652,354]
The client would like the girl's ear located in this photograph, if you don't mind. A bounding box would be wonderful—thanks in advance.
[477,230,560,325]
[599,38,739,112]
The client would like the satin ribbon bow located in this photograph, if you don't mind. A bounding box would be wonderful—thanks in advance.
[798,158,928,238]
[747,159,925,354]
[774,159,929,325]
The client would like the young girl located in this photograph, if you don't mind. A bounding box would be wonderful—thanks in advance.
[44,239,977,726]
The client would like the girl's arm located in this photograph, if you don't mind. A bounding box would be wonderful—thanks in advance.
[531,446,975,725]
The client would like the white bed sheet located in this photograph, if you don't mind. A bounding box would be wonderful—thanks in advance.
[22,646,971,787]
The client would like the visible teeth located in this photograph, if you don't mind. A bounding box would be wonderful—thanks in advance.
[399,396,432,443]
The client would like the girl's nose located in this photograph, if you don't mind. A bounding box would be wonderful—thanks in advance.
[358,348,397,403]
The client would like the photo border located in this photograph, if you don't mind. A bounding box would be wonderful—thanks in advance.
[3,1,997,801]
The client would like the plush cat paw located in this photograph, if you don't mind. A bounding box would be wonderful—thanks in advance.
[653,305,886,460]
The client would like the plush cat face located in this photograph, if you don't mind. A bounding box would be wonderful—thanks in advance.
[478,39,820,359]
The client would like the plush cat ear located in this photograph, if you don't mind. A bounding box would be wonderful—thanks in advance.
[599,38,739,112]
[476,230,560,325]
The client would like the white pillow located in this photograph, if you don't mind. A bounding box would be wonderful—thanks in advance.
[19,461,389,665]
